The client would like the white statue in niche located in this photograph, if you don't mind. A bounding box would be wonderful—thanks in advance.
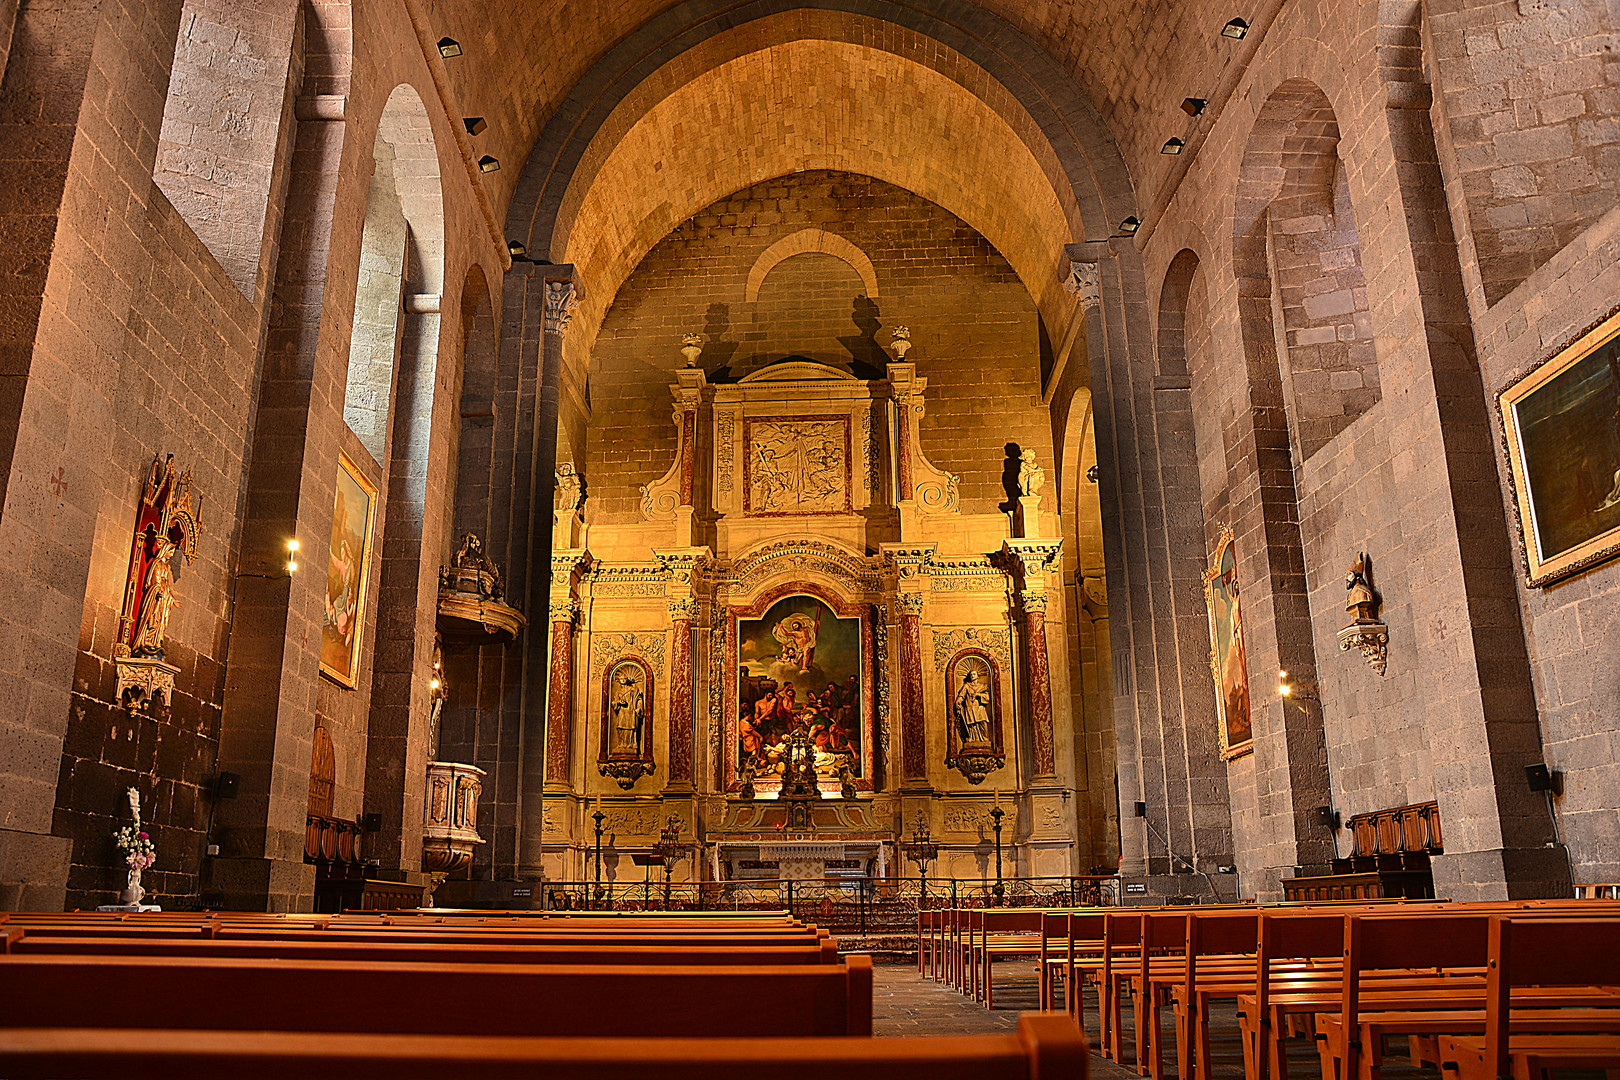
[608,664,647,757]
[747,419,847,513]
[1018,450,1047,502]
[954,659,994,746]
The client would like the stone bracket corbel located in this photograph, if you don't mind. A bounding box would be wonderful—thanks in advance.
[886,363,958,521]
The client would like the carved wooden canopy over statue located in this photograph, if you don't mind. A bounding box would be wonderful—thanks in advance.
[114,454,202,711]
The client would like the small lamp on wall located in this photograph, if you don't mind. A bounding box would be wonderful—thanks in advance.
[1220,17,1249,39]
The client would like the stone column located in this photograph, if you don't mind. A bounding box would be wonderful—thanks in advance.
[517,270,580,881]
[897,592,927,784]
[655,548,709,801]
[544,598,579,788]
[1002,540,1065,781]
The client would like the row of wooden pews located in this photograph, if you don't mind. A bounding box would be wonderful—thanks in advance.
[921,899,1620,1080]
[0,908,1088,1078]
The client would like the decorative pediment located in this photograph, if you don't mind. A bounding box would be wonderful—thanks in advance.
[738,360,859,383]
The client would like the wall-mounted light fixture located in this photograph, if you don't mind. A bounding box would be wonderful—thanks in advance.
[1161,138,1186,156]
[1221,17,1249,39]
[1119,216,1142,235]
[437,37,463,58]
[1182,97,1208,117]
[478,155,500,173]
[286,538,299,574]
[463,116,487,136]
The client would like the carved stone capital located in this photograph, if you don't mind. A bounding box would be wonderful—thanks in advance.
[544,279,580,336]
[549,599,581,625]
[1066,259,1102,309]
[896,591,927,618]
[667,597,700,622]
[1020,591,1050,615]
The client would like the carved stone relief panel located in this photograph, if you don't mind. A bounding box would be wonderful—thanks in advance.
[742,416,852,515]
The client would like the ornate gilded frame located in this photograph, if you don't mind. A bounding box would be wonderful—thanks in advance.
[1498,304,1620,587]
[116,453,202,657]
[942,648,1005,784]
[724,583,875,793]
[598,655,656,789]
[320,450,378,688]
[1202,525,1254,761]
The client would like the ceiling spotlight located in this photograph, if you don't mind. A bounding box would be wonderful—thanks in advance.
[1221,17,1249,39]
[478,155,500,173]
[1161,137,1186,155]
[463,116,487,136]
[437,37,463,58]
[1182,97,1208,117]
[1119,216,1141,235]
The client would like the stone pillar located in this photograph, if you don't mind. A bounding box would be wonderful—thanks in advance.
[544,599,579,789]
[517,270,580,881]
[1002,540,1065,781]
[655,548,709,803]
[880,544,936,792]
[897,592,927,784]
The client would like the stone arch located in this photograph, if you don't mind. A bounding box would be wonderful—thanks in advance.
[342,82,445,466]
[1156,249,1201,380]
[745,229,879,303]
[1233,78,1381,462]
[153,0,301,302]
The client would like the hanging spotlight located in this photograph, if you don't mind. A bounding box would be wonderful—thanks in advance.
[478,155,500,173]
[1161,137,1186,155]
[507,240,528,258]
[463,116,487,136]
[1182,97,1208,117]
[437,37,463,58]
[1221,17,1249,39]
[1119,216,1142,235]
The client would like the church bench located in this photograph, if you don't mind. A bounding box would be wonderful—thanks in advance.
[1432,917,1620,1080]
[0,1013,1087,1080]
[2,930,842,966]
[969,909,1051,1008]
[0,954,876,1037]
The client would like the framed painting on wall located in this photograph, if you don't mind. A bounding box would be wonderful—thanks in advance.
[320,451,377,687]
[1499,306,1620,587]
[1203,525,1253,760]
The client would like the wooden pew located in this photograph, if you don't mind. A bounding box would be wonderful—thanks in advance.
[1435,917,1620,1080]
[0,1013,1088,1080]
[2,930,841,966]
[0,955,876,1037]
[970,909,1049,1008]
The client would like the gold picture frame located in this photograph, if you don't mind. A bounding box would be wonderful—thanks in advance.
[320,451,378,687]
[1499,306,1620,588]
[1202,525,1254,760]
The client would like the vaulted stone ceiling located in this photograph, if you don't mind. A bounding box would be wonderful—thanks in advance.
[415,0,1258,253]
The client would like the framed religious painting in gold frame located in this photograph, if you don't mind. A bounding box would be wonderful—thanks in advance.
[1202,525,1254,760]
[320,451,378,687]
[1499,306,1620,588]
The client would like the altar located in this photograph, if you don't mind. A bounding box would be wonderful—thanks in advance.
[711,839,888,882]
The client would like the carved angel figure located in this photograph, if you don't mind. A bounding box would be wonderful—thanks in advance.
[131,537,180,657]
[1018,450,1047,500]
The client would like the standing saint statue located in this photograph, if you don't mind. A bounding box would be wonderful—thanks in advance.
[131,537,180,658]
[609,668,647,757]
[955,666,993,745]
[1345,551,1378,624]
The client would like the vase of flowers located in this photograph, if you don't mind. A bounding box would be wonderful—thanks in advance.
[114,787,156,906]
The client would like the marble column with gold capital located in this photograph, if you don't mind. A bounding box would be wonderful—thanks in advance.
[1002,539,1064,781]
[880,543,936,788]
[656,547,710,793]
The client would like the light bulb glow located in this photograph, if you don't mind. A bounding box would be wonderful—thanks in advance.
[430,678,441,690]
[1279,684,1291,697]
[287,539,300,552]
[287,560,298,573]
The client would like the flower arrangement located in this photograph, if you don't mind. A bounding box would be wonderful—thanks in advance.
[114,787,156,872]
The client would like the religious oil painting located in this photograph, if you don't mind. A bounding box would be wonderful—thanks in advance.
[737,595,862,784]
[742,416,852,515]
[1203,526,1253,760]
[1500,308,1620,587]
[321,452,377,687]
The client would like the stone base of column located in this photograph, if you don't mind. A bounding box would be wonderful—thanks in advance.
[0,828,72,911]
[202,856,316,912]
[1432,845,1572,901]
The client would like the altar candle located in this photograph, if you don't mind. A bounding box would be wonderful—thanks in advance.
[994,788,1001,808]
[594,792,601,816]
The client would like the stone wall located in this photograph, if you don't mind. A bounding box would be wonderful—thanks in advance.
[586,171,1049,523]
